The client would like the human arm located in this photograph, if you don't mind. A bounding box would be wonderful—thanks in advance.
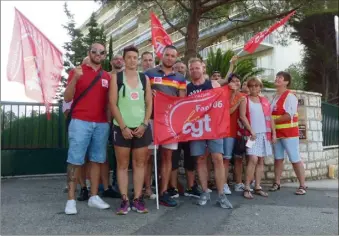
[239,99,256,140]
[271,115,277,143]
[108,73,133,139]
[211,80,221,88]
[274,94,298,124]
[64,66,82,102]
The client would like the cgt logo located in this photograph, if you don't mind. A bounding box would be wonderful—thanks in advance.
[182,114,212,138]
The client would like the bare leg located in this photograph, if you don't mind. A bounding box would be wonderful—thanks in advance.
[234,158,243,184]
[90,162,102,196]
[292,162,306,186]
[196,155,208,192]
[160,148,173,194]
[144,151,153,195]
[67,164,80,200]
[132,147,148,199]
[170,169,178,189]
[186,170,195,188]
[77,165,86,188]
[273,159,284,185]
[100,160,110,190]
[212,153,225,195]
[255,157,264,189]
[223,159,230,184]
[115,146,131,198]
[245,156,258,188]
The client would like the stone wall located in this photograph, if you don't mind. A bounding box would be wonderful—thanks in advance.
[178,89,338,183]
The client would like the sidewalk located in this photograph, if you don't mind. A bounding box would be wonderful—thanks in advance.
[281,179,338,190]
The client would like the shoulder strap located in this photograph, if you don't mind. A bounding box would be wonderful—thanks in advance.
[117,71,124,93]
[139,72,147,98]
[66,69,103,127]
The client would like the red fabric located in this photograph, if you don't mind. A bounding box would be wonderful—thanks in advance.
[244,11,296,53]
[7,9,63,118]
[153,86,230,145]
[67,64,111,123]
[272,90,299,138]
[229,92,245,138]
[150,12,173,59]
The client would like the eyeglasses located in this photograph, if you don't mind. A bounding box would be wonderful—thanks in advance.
[248,84,260,88]
[90,49,106,56]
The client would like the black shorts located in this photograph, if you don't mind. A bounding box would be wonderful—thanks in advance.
[233,137,246,157]
[112,125,152,149]
[172,142,195,171]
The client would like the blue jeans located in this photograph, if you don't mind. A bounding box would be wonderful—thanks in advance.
[190,139,223,157]
[67,119,109,165]
[273,137,301,163]
[223,137,236,159]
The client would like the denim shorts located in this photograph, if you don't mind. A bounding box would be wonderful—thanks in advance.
[67,119,110,165]
[223,137,236,159]
[273,137,301,163]
[190,139,223,157]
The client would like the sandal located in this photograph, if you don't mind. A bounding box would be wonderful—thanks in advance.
[295,186,307,195]
[254,188,268,197]
[243,189,253,199]
[269,183,280,192]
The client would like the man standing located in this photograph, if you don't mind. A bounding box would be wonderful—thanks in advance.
[187,57,232,209]
[64,43,111,215]
[269,71,307,195]
[173,61,187,77]
[111,54,125,73]
[145,45,186,207]
[141,51,154,72]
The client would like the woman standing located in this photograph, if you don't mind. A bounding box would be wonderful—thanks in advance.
[109,46,153,214]
[239,77,276,199]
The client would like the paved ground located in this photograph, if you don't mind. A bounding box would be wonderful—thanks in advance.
[1,176,338,235]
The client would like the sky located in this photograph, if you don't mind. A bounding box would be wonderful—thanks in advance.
[1,0,101,102]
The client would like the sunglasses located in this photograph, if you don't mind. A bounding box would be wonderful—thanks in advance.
[248,84,260,88]
[90,49,106,56]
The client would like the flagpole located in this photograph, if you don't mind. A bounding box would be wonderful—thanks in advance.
[153,145,159,210]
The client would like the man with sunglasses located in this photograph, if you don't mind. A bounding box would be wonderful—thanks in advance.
[64,43,112,215]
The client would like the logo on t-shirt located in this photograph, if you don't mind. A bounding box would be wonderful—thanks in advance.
[154,77,163,84]
[130,91,140,100]
[101,79,108,88]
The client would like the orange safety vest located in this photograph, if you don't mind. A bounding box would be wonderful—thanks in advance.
[271,90,299,138]
[238,95,272,141]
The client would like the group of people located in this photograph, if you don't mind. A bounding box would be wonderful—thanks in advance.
[63,42,307,216]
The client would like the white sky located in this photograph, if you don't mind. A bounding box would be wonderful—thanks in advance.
[1,0,100,102]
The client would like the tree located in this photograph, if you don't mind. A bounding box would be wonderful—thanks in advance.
[285,63,307,90]
[290,8,338,103]
[83,13,106,48]
[97,0,318,64]
[103,36,113,71]
[206,48,263,80]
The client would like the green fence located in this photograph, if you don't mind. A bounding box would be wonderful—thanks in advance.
[322,102,339,146]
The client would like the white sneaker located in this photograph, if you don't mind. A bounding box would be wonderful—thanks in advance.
[250,180,256,189]
[207,188,212,193]
[223,184,232,195]
[65,199,77,215]
[88,195,110,209]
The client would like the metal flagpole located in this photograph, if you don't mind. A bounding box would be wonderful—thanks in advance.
[153,145,159,209]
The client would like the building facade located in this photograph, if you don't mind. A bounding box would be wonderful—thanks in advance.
[80,2,303,81]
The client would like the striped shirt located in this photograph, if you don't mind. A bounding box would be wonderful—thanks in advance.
[145,65,186,96]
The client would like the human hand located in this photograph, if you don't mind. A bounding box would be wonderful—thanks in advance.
[121,127,133,139]
[132,124,146,138]
[250,131,256,141]
[73,66,83,81]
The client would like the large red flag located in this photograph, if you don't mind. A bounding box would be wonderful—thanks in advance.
[153,86,230,145]
[244,11,296,53]
[150,12,173,59]
[7,8,63,116]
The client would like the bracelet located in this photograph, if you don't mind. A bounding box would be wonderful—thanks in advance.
[141,123,148,128]
[121,126,127,131]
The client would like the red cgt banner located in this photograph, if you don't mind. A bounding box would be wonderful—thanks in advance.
[153,86,230,145]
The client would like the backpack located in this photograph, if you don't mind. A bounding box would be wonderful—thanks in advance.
[116,71,147,98]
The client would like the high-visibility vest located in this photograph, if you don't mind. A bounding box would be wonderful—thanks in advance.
[238,95,272,141]
[271,90,299,138]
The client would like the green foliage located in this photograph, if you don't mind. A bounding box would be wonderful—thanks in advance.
[261,80,275,88]
[285,63,307,90]
[206,48,264,81]
[83,13,106,47]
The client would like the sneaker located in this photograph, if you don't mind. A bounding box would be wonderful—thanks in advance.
[77,187,89,201]
[132,197,148,213]
[184,184,202,198]
[223,184,232,195]
[88,195,110,209]
[65,199,77,215]
[217,193,233,209]
[234,183,245,192]
[207,188,213,193]
[250,180,256,189]
[196,192,210,206]
[116,197,130,215]
[159,192,177,207]
[102,186,121,198]
[168,187,179,198]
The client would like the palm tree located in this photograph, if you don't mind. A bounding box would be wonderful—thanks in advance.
[206,48,264,82]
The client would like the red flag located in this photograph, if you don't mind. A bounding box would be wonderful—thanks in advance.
[7,8,63,117]
[244,11,296,53]
[150,12,173,59]
[153,87,230,145]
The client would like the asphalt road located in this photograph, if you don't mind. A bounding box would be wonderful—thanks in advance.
[1,177,338,235]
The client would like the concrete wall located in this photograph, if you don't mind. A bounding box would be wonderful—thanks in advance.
[179,89,338,183]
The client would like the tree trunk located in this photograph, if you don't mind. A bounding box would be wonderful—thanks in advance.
[183,0,201,65]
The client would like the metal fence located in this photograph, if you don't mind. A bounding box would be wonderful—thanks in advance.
[1,101,68,149]
[322,102,339,146]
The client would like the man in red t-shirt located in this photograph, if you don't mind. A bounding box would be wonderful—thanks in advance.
[63,43,111,215]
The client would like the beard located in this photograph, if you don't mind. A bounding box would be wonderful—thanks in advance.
[90,57,102,65]
[113,64,123,70]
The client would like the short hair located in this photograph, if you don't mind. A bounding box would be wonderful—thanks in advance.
[212,71,220,76]
[163,45,177,54]
[88,42,105,51]
[276,71,292,86]
[141,51,153,58]
[188,57,202,66]
[123,45,139,58]
[228,73,241,83]
[246,77,263,88]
